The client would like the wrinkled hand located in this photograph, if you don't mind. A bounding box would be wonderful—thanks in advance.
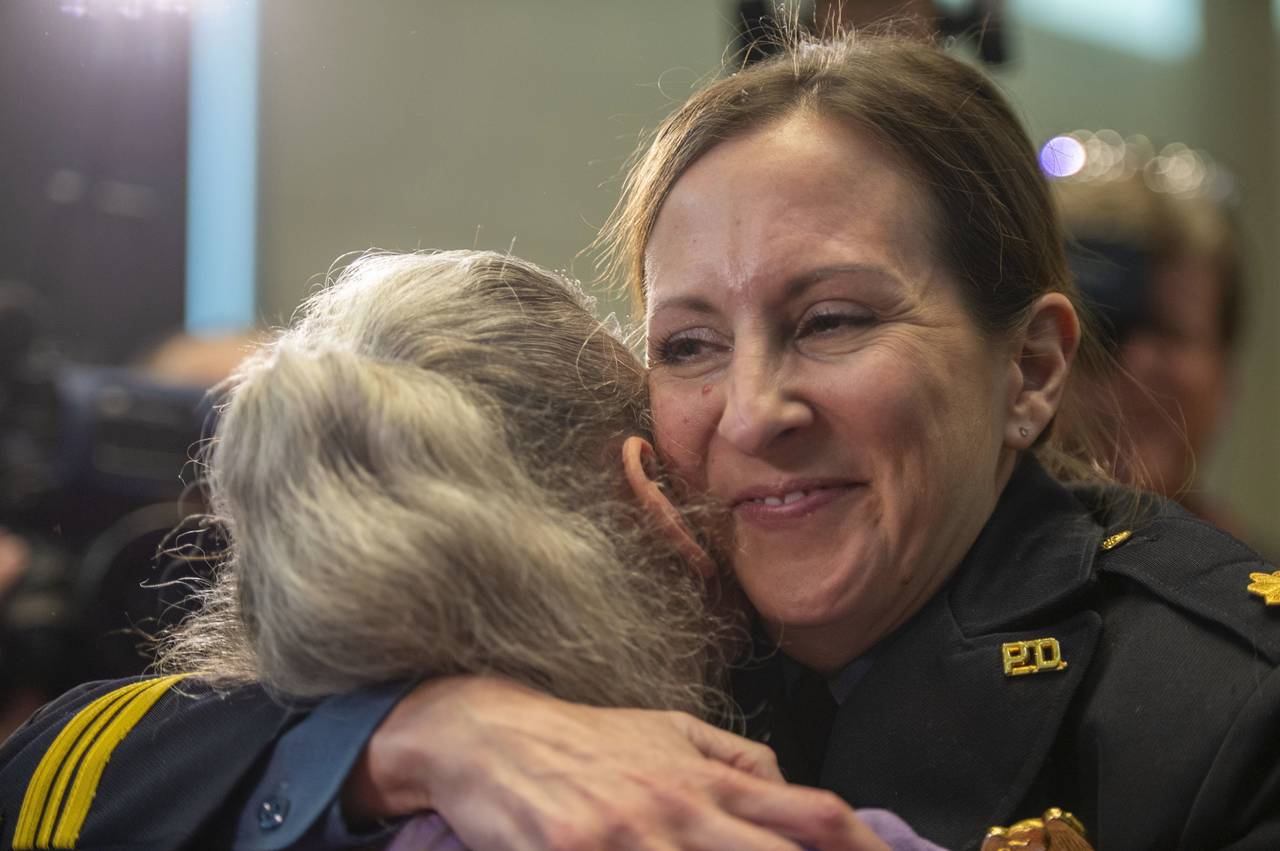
[344,676,889,851]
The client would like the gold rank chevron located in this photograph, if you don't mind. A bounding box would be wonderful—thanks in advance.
[14,674,189,850]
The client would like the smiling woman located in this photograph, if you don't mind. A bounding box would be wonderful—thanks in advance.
[642,115,1048,673]
[581,32,1279,847]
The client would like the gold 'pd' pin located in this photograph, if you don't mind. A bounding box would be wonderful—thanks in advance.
[1247,570,1280,605]
[1002,638,1067,677]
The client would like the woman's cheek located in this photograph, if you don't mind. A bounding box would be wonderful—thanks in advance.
[836,360,937,477]
[651,382,715,482]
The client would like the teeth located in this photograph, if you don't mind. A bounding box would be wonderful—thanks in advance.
[754,490,807,507]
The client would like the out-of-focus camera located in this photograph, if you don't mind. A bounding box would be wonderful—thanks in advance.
[0,285,215,694]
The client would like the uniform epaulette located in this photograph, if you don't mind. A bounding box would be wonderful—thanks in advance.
[10,675,189,850]
[1092,511,1280,664]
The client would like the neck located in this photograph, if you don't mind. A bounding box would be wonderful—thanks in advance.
[764,571,946,675]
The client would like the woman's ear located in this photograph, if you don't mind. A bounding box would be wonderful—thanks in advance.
[621,436,717,581]
[1005,293,1081,448]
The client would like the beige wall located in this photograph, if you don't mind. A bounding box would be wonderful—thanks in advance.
[255,2,1279,548]
[255,1,725,325]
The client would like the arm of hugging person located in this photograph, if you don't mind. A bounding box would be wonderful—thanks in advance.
[0,676,296,850]
[0,675,418,850]
[343,676,894,851]
[191,680,414,850]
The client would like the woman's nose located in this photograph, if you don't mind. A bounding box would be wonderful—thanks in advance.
[716,349,813,455]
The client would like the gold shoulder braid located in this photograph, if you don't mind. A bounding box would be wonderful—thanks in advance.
[981,808,1092,851]
[13,675,190,850]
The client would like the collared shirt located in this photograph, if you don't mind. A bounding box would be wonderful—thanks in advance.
[781,653,877,707]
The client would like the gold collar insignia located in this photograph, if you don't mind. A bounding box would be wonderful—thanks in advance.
[1247,570,1280,605]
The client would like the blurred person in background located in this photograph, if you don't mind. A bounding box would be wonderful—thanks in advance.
[1053,148,1247,536]
[137,330,261,390]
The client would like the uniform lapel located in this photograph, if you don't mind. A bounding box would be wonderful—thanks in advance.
[821,599,1100,848]
[820,459,1105,850]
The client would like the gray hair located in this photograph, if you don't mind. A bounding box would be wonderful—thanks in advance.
[159,250,728,717]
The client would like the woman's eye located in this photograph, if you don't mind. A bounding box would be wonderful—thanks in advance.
[797,309,872,338]
[652,331,720,365]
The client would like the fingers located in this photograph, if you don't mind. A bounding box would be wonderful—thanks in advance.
[673,713,785,782]
[670,712,887,851]
[522,803,808,851]
[708,769,890,851]
[374,681,891,851]
[675,807,809,851]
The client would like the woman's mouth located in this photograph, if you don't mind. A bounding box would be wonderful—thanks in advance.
[732,482,860,525]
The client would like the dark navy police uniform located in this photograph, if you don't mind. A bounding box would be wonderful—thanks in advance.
[738,458,1280,849]
[3,459,1279,849]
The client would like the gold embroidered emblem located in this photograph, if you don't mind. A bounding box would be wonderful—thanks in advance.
[1001,638,1067,677]
[1099,530,1132,551]
[1247,570,1280,605]
[983,808,1089,851]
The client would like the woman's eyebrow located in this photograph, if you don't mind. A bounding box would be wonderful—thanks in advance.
[647,264,901,318]
[647,294,717,318]
[784,263,899,299]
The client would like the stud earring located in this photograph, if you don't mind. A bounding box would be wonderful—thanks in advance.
[1018,426,1030,438]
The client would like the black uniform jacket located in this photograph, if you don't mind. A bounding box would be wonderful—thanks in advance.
[3,458,1279,849]
[737,458,1280,850]
[0,677,296,849]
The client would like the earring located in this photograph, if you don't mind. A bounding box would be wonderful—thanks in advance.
[1018,426,1030,438]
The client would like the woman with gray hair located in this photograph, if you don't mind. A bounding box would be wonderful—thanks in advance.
[160,249,728,717]
[158,249,919,850]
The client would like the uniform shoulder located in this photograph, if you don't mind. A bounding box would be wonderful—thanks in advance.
[1,675,295,850]
[1082,494,1280,664]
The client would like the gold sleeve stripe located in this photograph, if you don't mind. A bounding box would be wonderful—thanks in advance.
[33,681,161,849]
[13,679,155,849]
[13,675,189,851]
[51,674,189,848]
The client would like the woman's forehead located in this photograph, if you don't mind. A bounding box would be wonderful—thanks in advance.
[643,115,939,312]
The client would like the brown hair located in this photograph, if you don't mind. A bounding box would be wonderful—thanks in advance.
[597,32,1109,480]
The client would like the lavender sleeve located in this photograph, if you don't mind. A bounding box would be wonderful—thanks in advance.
[855,808,950,851]
[383,808,947,851]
